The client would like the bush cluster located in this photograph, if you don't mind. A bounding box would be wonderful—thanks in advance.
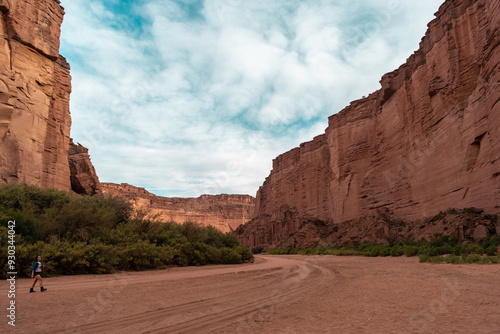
[419,254,499,264]
[0,185,253,278]
[264,235,500,264]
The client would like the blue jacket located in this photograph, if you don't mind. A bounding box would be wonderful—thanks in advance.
[32,261,43,273]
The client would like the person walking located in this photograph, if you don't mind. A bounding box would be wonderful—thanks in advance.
[30,255,47,293]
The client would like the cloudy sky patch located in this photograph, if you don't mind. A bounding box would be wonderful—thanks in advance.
[60,0,443,197]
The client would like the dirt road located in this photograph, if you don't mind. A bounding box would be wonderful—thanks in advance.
[1,255,499,333]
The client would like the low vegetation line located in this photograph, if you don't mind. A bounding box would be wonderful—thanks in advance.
[0,185,253,279]
[254,236,500,264]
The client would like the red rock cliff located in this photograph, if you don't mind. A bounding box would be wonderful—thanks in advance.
[68,139,101,196]
[236,0,500,247]
[102,183,255,233]
[0,0,100,194]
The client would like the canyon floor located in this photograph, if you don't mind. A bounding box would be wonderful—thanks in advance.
[2,255,499,334]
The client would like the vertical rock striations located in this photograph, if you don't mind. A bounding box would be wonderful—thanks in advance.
[236,0,500,247]
[0,0,100,194]
[0,0,70,189]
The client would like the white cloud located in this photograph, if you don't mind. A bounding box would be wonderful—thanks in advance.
[60,0,443,197]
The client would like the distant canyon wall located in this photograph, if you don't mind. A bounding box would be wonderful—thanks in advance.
[0,0,100,194]
[102,183,255,233]
[236,0,500,247]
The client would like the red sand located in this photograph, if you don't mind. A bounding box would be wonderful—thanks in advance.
[1,255,499,333]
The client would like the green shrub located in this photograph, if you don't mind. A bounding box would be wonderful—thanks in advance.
[403,246,419,257]
[482,236,500,256]
[365,245,383,257]
[488,256,499,264]
[485,245,498,256]
[463,254,482,263]
[0,209,37,243]
[335,249,360,256]
[459,244,484,255]
[445,254,460,264]
[236,246,254,263]
[420,255,444,263]
[419,254,431,263]
[418,245,438,256]
[378,246,392,257]
[390,246,404,257]
[429,256,445,263]
[219,247,242,264]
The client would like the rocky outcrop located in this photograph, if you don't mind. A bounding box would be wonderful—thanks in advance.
[0,0,73,190]
[68,139,101,196]
[237,208,498,248]
[102,183,255,233]
[236,0,500,248]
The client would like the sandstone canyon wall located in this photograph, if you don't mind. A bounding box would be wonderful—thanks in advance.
[236,0,500,247]
[0,0,100,195]
[102,183,255,233]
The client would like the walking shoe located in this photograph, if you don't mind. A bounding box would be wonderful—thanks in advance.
[41,287,47,292]
[30,288,35,293]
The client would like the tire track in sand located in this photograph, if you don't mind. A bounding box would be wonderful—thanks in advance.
[53,256,335,334]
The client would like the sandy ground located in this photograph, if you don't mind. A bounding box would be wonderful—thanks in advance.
[1,255,499,333]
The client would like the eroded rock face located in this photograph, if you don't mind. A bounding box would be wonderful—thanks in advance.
[102,183,255,233]
[236,0,500,248]
[68,139,101,196]
[236,209,498,248]
[0,0,72,190]
[0,0,101,195]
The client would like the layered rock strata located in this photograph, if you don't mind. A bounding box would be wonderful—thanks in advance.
[236,0,500,248]
[102,183,255,233]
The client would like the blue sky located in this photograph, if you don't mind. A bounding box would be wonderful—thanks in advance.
[59,0,443,197]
